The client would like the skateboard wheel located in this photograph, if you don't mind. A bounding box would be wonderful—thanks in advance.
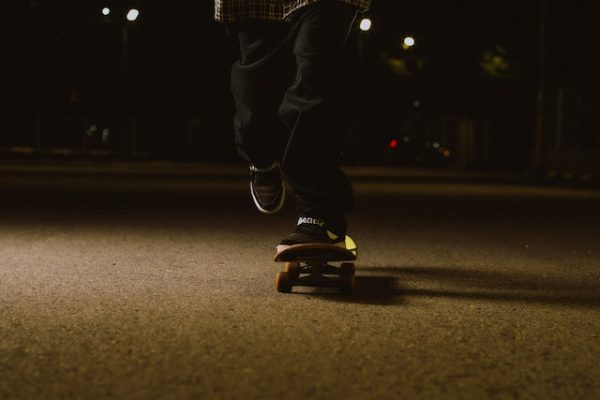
[340,273,355,295]
[284,262,300,280]
[275,271,293,293]
[339,263,355,295]
[340,263,355,276]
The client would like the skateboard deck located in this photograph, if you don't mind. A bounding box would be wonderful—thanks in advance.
[274,237,357,294]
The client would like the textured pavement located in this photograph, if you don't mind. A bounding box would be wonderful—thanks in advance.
[1,164,599,399]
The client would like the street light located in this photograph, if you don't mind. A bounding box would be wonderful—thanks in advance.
[122,9,140,154]
[100,7,140,156]
[359,18,372,32]
[403,36,415,48]
[126,9,140,22]
[357,17,372,124]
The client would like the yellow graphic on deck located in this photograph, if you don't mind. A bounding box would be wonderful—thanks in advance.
[345,235,357,257]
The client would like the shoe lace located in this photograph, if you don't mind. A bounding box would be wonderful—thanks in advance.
[250,163,280,186]
[249,162,279,174]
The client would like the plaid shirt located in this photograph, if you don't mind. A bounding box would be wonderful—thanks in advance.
[214,0,372,23]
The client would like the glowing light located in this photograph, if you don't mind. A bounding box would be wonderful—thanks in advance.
[126,9,140,22]
[389,139,398,149]
[403,36,415,47]
[101,7,111,16]
[433,142,440,149]
[359,18,372,32]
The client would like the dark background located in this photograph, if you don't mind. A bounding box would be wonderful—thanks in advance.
[2,1,599,175]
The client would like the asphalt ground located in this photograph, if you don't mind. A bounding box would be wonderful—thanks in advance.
[1,164,599,399]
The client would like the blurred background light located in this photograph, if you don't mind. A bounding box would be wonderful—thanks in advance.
[403,36,416,47]
[126,9,140,22]
[359,18,372,31]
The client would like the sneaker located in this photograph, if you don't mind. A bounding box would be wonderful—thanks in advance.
[276,216,347,253]
[249,162,285,215]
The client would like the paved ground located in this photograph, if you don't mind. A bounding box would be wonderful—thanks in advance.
[1,163,599,399]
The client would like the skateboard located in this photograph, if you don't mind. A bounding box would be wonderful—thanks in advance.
[274,236,357,294]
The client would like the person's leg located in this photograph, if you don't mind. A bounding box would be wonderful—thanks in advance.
[231,23,293,167]
[278,1,358,238]
[230,23,296,214]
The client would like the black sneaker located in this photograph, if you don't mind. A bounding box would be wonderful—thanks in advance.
[276,216,347,253]
[249,162,285,215]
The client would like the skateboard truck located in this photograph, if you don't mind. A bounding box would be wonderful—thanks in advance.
[274,241,357,294]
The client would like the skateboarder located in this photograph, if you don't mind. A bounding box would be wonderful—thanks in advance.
[215,0,372,251]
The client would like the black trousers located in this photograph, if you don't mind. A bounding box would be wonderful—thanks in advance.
[230,0,357,226]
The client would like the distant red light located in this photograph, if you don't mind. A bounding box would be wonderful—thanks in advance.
[389,139,398,149]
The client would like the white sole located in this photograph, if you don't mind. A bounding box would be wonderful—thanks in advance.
[276,240,347,254]
[250,180,285,215]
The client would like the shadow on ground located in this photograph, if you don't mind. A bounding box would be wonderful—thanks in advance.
[319,266,600,308]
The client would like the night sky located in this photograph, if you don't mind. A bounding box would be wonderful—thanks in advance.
[2,1,599,162]
[6,1,593,112]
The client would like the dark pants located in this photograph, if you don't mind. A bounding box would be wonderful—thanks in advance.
[230,0,357,228]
